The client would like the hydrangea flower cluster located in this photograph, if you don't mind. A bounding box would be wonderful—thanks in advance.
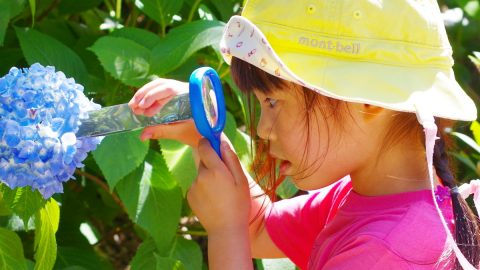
[0,63,103,198]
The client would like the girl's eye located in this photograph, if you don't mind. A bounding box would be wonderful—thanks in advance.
[264,98,278,108]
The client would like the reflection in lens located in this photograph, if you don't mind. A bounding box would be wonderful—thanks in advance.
[202,77,218,127]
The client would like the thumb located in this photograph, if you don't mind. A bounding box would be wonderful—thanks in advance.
[221,141,246,186]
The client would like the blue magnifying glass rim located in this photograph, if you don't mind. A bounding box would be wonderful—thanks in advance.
[189,67,226,158]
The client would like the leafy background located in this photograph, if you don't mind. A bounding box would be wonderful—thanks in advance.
[0,0,479,269]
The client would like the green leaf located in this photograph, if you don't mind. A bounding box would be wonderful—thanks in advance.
[0,190,12,216]
[260,258,297,270]
[159,140,196,196]
[171,237,202,270]
[470,121,480,144]
[0,185,46,225]
[0,228,27,270]
[451,132,480,154]
[58,0,102,14]
[0,0,10,46]
[210,0,239,21]
[15,27,88,85]
[28,0,35,26]
[54,246,113,270]
[224,112,237,143]
[89,36,152,87]
[93,131,149,190]
[155,256,185,270]
[116,151,183,254]
[450,151,477,173]
[464,0,480,17]
[232,129,252,167]
[110,27,161,50]
[130,237,158,270]
[34,199,60,270]
[276,177,298,199]
[0,0,26,45]
[135,0,184,32]
[150,20,225,75]
[0,48,26,74]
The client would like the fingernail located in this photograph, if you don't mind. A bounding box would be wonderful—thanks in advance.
[221,141,230,153]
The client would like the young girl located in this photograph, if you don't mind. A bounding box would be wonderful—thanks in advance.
[129,0,480,269]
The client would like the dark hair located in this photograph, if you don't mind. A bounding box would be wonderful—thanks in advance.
[230,57,480,268]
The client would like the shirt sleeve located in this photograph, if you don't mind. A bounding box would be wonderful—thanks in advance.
[264,176,352,270]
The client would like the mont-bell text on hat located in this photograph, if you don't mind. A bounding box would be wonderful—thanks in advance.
[298,36,361,54]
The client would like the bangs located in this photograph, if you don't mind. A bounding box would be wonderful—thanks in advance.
[230,57,288,94]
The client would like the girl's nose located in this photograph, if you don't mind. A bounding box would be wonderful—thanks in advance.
[257,113,276,141]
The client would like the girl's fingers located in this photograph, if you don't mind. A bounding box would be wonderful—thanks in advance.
[128,79,167,107]
[220,141,246,186]
[197,138,222,170]
[137,87,175,109]
[143,100,165,117]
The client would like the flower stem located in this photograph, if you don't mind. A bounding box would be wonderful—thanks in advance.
[74,169,126,212]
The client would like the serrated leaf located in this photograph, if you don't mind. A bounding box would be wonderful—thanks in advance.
[116,151,182,254]
[34,199,60,270]
[135,0,184,31]
[110,27,161,50]
[89,36,152,87]
[171,237,202,270]
[15,27,88,85]
[92,131,149,190]
[0,185,45,225]
[0,228,27,270]
[150,20,225,75]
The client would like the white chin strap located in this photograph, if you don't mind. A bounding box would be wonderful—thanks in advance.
[416,105,478,270]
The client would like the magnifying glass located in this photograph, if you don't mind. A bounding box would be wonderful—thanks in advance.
[189,67,226,157]
[76,67,226,158]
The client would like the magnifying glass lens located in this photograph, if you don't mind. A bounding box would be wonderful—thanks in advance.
[202,76,218,127]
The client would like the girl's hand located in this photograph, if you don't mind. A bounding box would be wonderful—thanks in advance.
[187,137,251,234]
[128,78,201,147]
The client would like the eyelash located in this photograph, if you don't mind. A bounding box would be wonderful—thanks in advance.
[264,98,278,108]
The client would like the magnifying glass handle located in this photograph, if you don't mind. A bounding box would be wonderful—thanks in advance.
[189,67,226,160]
[209,133,222,158]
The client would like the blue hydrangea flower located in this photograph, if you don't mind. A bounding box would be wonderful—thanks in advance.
[0,63,103,198]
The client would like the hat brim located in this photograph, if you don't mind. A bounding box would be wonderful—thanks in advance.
[220,16,477,121]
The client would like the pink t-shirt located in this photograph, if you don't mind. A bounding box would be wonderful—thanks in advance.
[265,176,455,270]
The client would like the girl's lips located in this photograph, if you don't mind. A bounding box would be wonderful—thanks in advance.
[279,160,292,175]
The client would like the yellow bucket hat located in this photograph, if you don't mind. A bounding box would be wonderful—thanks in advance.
[219,0,478,269]
[219,0,476,121]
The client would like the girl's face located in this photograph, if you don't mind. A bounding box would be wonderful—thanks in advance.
[253,85,368,190]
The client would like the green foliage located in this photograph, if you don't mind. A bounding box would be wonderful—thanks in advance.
[0,0,478,269]
[92,131,149,190]
[34,199,60,270]
[0,227,27,270]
